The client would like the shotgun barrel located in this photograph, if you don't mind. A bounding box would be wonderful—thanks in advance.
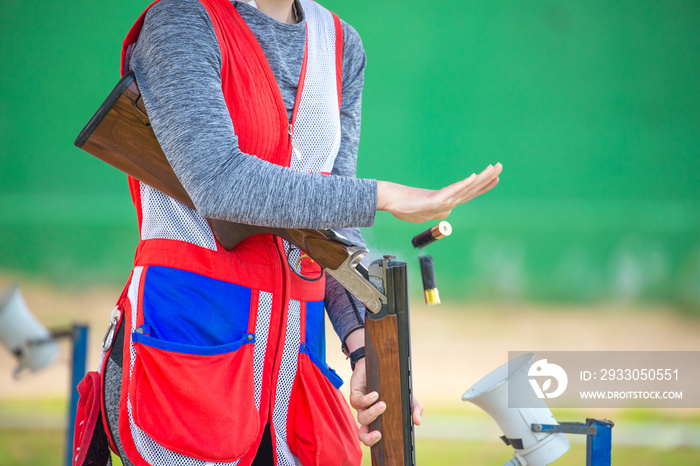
[365,257,415,466]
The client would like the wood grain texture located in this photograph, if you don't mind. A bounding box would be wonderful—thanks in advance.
[81,82,192,207]
[366,314,405,466]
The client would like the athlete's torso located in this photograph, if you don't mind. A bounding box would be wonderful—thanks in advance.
[108,1,362,465]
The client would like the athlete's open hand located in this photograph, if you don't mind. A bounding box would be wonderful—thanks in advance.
[349,358,423,447]
[376,163,502,223]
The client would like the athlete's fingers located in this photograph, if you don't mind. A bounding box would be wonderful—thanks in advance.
[462,164,499,197]
[425,166,498,220]
[477,176,500,196]
[438,167,490,203]
[438,163,500,206]
[412,396,424,426]
[350,390,379,410]
[452,163,502,204]
[357,400,386,426]
[435,172,478,203]
[457,175,500,204]
[358,425,382,447]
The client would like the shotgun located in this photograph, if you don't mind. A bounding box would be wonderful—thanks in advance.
[75,72,415,465]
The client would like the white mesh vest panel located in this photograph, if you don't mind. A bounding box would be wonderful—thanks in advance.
[139,182,217,250]
[291,0,341,174]
[272,300,302,466]
[127,267,143,379]
[254,291,273,409]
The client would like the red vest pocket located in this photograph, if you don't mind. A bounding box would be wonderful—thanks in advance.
[287,353,361,466]
[128,332,258,462]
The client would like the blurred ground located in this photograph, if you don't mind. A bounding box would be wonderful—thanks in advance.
[1,273,699,465]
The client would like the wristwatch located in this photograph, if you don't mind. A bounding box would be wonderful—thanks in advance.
[349,347,365,371]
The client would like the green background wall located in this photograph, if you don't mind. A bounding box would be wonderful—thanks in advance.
[1,1,698,308]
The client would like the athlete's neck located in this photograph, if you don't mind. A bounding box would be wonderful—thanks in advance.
[254,0,297,25]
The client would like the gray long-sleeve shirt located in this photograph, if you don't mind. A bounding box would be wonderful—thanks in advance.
[130,0,369,343]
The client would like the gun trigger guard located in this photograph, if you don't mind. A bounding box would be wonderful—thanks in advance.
[325,246,386,314]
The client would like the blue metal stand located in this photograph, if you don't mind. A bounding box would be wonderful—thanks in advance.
[585,419,613,466]
[532,418,614,466]
[64,324,90,466]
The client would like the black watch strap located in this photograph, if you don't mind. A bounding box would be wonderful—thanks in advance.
[350,347,365,371]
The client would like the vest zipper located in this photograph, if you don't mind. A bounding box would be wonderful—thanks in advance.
[288,123,301,162]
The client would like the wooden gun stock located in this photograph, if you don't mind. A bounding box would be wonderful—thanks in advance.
[74,72,348,270]
[366,258,416,466]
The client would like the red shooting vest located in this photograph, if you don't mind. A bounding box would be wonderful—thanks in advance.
[108,1,362,465]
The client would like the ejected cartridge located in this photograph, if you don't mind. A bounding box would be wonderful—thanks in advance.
[411,221,452,249]
[419,255,441,305]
